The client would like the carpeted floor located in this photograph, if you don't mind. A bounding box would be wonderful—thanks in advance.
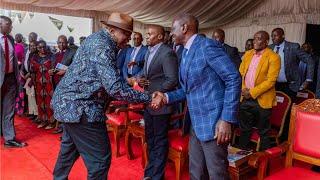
[1,116,189,180]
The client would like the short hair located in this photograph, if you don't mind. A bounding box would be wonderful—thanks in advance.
[38,40,47,47]
[134,32,143,38]
[148,24,165,37]
[213,28,225,37]
[256,31,270,41]
[272,28,285,35]
[246,38,253,43]
[174,13,199,33]
[0,15,12,25]
[57,35,67,41]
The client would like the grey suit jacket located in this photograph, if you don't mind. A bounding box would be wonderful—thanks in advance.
[0,35,19,88]
[143,43,179,115]
[61,48,77,66]
[269,41,314,92]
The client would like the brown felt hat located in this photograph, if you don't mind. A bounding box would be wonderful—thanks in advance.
[100,12,134,32]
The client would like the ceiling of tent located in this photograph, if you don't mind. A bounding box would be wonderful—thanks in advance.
[2,0,264,28]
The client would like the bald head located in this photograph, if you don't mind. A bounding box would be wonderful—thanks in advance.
[57,35,68,51]
[212,28,225,43]
[146,24,165,47]
[253,31,269,51]
[173,13,199,34]
[171,13,199,46]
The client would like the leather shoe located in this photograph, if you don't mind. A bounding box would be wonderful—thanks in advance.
[4,140,27,148]
[143,177,151,180]
[52,128,63,134]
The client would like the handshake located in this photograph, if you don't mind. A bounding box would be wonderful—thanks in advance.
[150,91,168,110]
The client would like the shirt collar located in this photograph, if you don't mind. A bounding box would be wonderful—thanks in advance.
[149,42,163,53]
[134,44,142,49]
[276,41,285,48]
[185,34,197,51]
[254,49,265,56]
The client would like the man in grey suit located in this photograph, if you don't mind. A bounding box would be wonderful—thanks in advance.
[270,27,314,141]
[212,28,241,69]
[0,16,27,148]
[270,28,314,98]
[139,25,178,180]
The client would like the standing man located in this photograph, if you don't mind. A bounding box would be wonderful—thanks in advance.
[122,32,147,80]
[51,12,151,180]
[140,25,178,180]
[212,28,242,68]
[270,28,314,99]
[152,14,241,179]
[238,31,280,151]
[270,28,314,141]
[0,16,27,148]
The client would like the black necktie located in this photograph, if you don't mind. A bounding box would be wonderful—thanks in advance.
[275,46,280,54]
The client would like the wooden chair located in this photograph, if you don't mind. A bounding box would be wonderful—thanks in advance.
[233,91,291,151]
[263,99,320,179]
[294,89,315,105]
[125,102,188,180]
[106,83,144,157]
[167,108,189,180]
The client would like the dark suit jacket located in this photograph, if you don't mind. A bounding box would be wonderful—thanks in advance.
[143,43,178,115]
[223,43,241,69]
[269,41,314,92]
[61,48,77,66]
[0,35,19,88]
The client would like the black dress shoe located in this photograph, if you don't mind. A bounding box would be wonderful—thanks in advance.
[4,140,27,148]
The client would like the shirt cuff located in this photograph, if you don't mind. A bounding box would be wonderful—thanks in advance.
[164,93,169,104]
[306,79,313,82]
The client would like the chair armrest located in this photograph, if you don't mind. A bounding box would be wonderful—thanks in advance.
[128,103,145,111]
[248,152,268,180]
[265,142,289,158]
[110,100,128,106]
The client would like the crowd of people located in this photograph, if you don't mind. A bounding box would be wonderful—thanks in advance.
[1,11,320,180]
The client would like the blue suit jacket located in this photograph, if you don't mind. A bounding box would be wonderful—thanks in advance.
[122,46,148,79]
[167,35,241,142]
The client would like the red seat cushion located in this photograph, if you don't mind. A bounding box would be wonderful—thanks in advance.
[293,110,320,158]
[168,130,189,152]
[265,167,320,180]
[106,112,143,125]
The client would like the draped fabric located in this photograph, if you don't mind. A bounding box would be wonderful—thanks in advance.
[1,0,320,50]
[1,0,264,28]
[201,0,320,51]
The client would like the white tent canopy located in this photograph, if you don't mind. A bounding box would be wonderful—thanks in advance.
[1,0,320,50]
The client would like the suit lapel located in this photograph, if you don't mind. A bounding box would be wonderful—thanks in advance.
[147,44,162,77]
[184,36,200,90]
[254,50,268,83]
[243,51,255,76]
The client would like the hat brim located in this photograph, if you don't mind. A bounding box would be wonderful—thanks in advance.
[100,20,133,33]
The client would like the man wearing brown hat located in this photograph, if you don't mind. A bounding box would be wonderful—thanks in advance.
[51,12,151,180]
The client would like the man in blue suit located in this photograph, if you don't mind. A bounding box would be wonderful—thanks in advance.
[122,32,148,80]
[152,14,241,180]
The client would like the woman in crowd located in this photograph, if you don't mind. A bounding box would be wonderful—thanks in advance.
[29,40,55,129]
[21,41,39,121]
[14,33,26,115]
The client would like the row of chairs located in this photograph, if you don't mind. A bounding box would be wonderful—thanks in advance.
[105,86,316,180]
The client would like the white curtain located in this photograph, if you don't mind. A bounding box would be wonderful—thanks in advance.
[201,0,320,51]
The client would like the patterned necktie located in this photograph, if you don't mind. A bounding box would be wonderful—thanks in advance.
[275,46,280,54]
[3,35,10,73]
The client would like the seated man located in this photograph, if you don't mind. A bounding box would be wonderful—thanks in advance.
[238,31,281,151]
[122,32,147,80]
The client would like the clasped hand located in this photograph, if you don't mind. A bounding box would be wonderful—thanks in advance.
[150,91,167,110]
